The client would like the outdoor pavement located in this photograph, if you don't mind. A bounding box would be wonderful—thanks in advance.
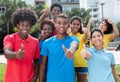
[0,54,7,64]
[0,51,120,64]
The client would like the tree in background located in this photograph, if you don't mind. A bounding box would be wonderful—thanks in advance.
[64,7,91,27]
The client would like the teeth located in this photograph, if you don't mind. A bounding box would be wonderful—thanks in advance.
[23,30,27,33]
[60,28,63,31]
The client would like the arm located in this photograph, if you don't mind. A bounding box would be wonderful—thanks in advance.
[4,44,25,60]
[62,41,79,59]
[38,31,47,41]
[81,47,92,59]
[111,65,118,82]
[30,59,39,82]
[39,56,47,82]
[38,9,50,25]
[108,18,119,41]
[83,17,94,40]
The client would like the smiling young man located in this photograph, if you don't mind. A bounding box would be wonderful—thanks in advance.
[3,8,40,82]
[39,14,79,82]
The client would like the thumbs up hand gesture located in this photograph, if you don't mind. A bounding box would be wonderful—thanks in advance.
[16,44,25,60]
[62,45,74,59]
[62,41,79,59]
[81,45,92,59]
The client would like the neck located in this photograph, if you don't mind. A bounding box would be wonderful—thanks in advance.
[56,33,67,39]
[18,32,28,40]
[94,45,103,51]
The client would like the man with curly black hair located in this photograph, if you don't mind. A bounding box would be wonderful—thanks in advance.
[39,3,63,35]
[3,7,40,82]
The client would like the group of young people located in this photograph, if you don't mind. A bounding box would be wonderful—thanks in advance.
[3,3,119,82]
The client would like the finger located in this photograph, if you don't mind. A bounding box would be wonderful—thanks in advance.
[66,52,74,59]
[83,44,87,50]
[62,45,67,53]
[20,44,24,51]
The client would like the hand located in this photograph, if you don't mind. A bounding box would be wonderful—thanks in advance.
[107,18,114,24]
[89,17,94,23]
[16,44,25,60]
[43,9,51,16]
[62,45,74,59]
[30,76,37,82]
[38,32,47,41]
[81,45,92,59]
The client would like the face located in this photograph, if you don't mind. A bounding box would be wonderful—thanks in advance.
[91,31,103,47]
[55,17,68,34]
[17,21,31,39]
[99,21,107,32]
[42,24,53,38]
[70,19,81,34]
[51,7,61,20]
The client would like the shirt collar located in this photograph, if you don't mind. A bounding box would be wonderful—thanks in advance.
[15,32,32,42]
[91,46,105,52]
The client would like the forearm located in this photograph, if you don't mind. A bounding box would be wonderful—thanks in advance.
[33,59,39,79]
[112,23,119,37]
[85,20,93,39]
[4,49,17,59]
[39,65,46,82]
[69,41,79,53]
[38,13,47,25]
[112,65,118,82]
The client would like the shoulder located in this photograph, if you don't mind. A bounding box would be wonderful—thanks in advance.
[43,36,55,44]
[4,33,16,40]
[104,50,113,56]
[28,35,39,43]
[69,35,79,42]
[104,34,111,39]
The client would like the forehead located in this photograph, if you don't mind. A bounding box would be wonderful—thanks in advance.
[52,7,61,11]
[101,20,107,24]
[71,19,80,23]
[92,31,102,36]
[56,17,68,22]
[18,21,30,24]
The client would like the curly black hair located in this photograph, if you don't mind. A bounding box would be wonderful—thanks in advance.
[12,7,37,27]
[40,19,55,31]
[50,3,63,13]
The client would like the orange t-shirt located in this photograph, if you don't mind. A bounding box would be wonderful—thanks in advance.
[3,32,40,82]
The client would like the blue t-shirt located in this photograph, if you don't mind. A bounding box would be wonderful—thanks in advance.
[87,46,115,82]
[41,35,79,82]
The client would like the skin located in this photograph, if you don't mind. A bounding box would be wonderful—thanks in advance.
[4,21,30,60]
[51,6,61,22]
[99,18,119,41]
[39,6,62,25]
[38,24,53,40]
[70,19,87,82]
[70,20,80,34]
[4,21,39,82]
[81,30,118,82]
[39,16,78,82]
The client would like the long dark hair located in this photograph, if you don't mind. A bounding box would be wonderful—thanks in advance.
[69,15,83,34]
[98,18,113,34]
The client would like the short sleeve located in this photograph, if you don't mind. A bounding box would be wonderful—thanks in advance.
[108,52,115,65]
[34,40,40,59]
[40,41,48,56]
[71,36,80,43]
[3,35,13,50]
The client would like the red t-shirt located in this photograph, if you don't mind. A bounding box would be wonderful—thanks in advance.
[3,32,40,82]
[51,19,57,36]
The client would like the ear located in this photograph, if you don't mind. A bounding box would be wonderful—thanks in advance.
[16,24,19,28]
